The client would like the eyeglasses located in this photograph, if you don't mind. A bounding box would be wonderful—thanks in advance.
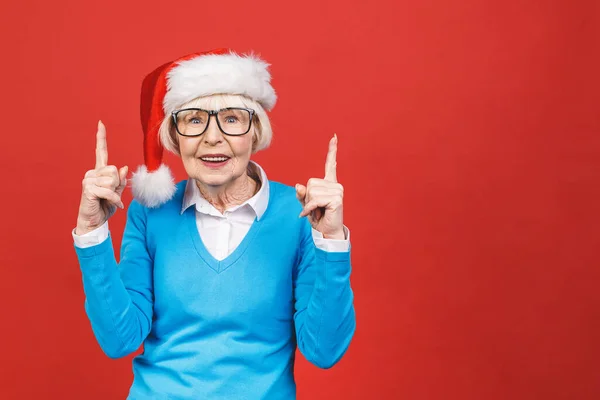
[171,107,256,137]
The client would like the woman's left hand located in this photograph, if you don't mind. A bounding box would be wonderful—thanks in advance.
[296,135,345,240]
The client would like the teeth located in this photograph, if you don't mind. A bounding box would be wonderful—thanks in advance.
[201,157,228,162]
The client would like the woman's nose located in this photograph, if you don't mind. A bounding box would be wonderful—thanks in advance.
[203,116,224,145]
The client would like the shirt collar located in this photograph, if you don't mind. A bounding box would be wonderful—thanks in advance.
[180,161,270,220]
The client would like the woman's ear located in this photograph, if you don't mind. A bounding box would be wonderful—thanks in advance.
[172,126,182,155]
[251,131,258,152]
[251,115,262,153]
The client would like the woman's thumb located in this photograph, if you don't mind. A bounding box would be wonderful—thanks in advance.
[117,166,128,191]
[295,184,307,204]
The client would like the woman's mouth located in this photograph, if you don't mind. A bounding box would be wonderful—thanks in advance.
[199,155,231,168]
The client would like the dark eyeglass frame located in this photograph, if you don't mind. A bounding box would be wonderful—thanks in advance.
[171,107,256,137]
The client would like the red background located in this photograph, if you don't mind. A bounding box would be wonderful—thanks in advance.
[0,0,599,399]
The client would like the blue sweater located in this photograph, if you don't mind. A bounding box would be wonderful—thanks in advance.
[75,180,356,399]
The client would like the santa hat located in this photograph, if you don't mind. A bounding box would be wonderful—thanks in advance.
[131,48,277,208]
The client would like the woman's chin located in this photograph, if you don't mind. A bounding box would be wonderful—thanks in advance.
[196,176,229,187]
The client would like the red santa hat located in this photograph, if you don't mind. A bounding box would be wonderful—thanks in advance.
[131,48,277,208]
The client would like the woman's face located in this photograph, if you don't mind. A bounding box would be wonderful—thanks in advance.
[178,111,255,189]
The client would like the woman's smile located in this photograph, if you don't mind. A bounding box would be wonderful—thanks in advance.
[198,153,231,169]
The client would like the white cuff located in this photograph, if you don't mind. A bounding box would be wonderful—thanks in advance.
[312,226,350,253]
[72,221,110,248]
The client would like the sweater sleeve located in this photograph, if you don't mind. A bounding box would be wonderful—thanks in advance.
[293,218,356,369]
[74,200,154,359]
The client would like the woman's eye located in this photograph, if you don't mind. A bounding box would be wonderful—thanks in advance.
[188,117,203,124]
[225,116,238,123]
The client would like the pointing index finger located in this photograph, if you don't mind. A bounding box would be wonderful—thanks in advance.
[324,134,338,182]
[95,120,108,169]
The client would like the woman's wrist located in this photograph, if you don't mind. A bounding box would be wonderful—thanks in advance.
[322,230,345,240]
[76,217,103,236]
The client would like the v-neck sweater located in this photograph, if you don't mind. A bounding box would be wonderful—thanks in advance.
[75,180,356,400]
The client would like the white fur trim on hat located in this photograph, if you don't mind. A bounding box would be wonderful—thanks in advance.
[163,52,277,114]
[131,164,176,208]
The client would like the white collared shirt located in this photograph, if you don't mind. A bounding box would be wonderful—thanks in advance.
[73,162,350,259]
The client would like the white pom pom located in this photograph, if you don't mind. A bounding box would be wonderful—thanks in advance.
[131,164,176,208]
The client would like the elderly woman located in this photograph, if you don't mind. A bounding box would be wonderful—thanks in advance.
[73,49,355,399]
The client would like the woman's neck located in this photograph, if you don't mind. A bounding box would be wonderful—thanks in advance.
[196,170,259,214]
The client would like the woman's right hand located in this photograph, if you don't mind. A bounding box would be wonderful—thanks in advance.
[75,121,128,236]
